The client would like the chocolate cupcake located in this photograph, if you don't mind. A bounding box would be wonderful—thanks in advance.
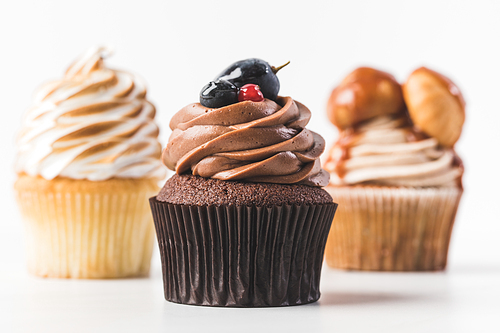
[150,59,337,307]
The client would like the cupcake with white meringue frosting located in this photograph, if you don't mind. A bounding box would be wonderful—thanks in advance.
[14,46,165,278]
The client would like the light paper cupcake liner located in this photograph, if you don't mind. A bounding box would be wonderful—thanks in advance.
[324,186,462,271]
[150,197,337,307]
[15,177,158,278]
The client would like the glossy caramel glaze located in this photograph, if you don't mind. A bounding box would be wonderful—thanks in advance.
[327,67,405,129]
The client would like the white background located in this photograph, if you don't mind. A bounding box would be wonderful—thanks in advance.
[1,1,499,332]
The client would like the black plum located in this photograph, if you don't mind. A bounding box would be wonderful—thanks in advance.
[199,80,239,108]
[215,58,289,101]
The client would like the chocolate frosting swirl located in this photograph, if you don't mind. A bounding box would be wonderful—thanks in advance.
[162,97,329,186]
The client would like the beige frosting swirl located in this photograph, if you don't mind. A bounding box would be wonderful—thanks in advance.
[15,46,165,181]
[163,97,329,186]
[324,116,463,187]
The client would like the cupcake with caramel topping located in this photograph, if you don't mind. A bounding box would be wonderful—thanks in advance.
[14,47,165,278]
[323,67,464,271]
[149,58,337,307]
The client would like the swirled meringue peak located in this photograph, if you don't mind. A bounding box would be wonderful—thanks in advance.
[163,96,330,187]
[15,46,165,181]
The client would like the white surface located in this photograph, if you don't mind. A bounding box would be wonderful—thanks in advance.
[2,265,500,333]
[1,0,500,332]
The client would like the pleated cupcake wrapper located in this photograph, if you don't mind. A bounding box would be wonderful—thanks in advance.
[150,197,337,307]
[15,189,156,278]
[324,186,462,271]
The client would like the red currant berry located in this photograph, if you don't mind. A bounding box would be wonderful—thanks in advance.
[238,84,265,102]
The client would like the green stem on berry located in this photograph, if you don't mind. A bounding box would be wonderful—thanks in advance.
[271,61,290,74]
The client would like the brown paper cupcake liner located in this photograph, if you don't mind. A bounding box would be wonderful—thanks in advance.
[324,186,462,271]
[15,177,158,278]
[150,197,337,307]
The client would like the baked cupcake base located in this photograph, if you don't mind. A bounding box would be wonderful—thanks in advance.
[324,186,462,271]
[15,175,159,278]
[150,174,337,307]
